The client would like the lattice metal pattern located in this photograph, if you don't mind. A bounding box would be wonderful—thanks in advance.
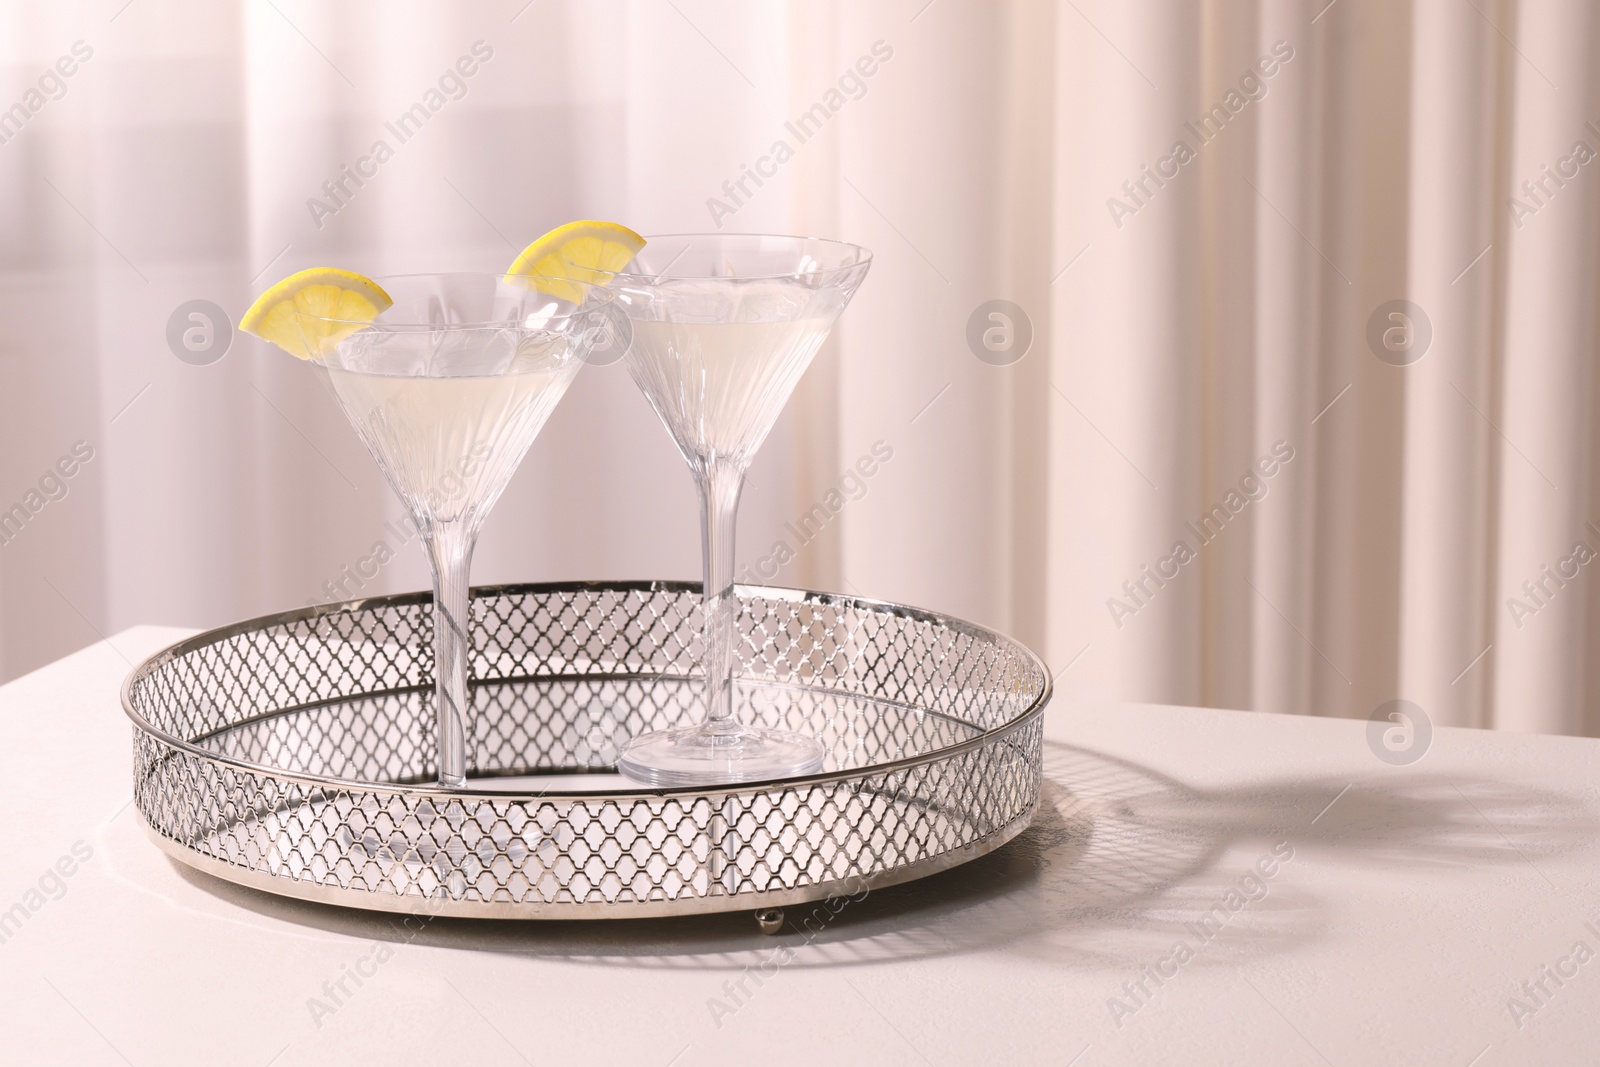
[125,582,1049,916]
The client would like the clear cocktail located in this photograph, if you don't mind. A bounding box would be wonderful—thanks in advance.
[298,274,615,786]
[609,236,872,785]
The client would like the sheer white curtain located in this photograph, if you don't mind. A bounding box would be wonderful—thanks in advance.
[3,0,1598,737]
[0,0,795,677]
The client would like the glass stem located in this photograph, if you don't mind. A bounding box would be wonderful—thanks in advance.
[423,521,475,788]
[697,461,745,735]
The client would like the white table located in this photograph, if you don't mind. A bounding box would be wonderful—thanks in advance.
[3,626,1598,1066]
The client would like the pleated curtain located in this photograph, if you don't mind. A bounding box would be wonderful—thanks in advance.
[1,0,1597,736]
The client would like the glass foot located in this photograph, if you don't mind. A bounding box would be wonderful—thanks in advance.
[616,724,825,786]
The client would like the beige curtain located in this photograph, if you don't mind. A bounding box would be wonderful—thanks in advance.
[814,0,1600,735]
[2,0,1598,736]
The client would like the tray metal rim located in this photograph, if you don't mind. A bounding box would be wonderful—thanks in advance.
[141,797,1040,920]
[121,580,1054,800]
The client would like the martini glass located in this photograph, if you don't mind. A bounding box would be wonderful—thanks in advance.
[291,273,617,787]
[610,235,872,785]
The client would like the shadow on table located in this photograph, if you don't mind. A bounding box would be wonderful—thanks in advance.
[174,740,1597,970]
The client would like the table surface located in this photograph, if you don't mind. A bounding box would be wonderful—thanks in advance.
[3,626,1598,1066]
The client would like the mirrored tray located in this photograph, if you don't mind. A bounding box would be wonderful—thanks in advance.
[122,581,1050,920]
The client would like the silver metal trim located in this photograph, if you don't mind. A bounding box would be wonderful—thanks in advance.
[143,802,1038,920]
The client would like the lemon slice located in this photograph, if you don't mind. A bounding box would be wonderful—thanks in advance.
[506,220,646,302]
[239,268,393,360]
